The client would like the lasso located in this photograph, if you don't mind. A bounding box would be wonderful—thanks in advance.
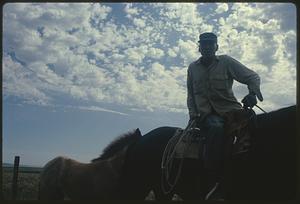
[161,120,197,194]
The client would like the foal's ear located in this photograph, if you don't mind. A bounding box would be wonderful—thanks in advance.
[135,128,142,136]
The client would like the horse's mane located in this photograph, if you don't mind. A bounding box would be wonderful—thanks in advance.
[91,128,142,162]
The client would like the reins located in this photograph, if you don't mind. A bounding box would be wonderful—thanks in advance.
[255,104,268,113]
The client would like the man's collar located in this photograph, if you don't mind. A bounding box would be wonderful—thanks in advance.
[196,55,219,64]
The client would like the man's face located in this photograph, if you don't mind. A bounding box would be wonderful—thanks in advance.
[198,40,218,57]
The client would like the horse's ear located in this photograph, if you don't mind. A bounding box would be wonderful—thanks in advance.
[135,128,142,136]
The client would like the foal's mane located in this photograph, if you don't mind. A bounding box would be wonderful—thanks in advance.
[91,128,142,162]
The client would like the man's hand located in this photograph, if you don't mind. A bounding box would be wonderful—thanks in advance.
[242,93,257,109]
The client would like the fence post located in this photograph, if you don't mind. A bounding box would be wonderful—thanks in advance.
[11,156,20,200]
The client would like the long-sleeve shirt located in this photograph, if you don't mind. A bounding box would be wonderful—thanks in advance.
[187,55,263,119]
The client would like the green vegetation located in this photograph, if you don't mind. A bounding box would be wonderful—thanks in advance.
[2,167,179,200]
[3,169,40,200]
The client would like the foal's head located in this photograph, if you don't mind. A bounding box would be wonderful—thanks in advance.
[91,128,142,163]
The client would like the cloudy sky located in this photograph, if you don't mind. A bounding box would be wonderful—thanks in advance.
[3,2,296,166]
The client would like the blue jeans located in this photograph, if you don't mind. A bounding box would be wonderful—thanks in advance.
[200,114,225,172]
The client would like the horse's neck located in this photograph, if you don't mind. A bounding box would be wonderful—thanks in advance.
[107,146,128,176]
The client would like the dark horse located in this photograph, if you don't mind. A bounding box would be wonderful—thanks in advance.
[115,106,296,200]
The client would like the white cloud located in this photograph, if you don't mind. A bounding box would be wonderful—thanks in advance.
[124,47,145,65]
[151,3,209,40]
[3,3,296,113]
[177,39,198,65]
[218,17,225,26]
[90,3,112,22]
[3,54,52,105]
[76,105,129,115]
[133,18,146,28]
[215,3,229,14]
[136,62,187,111]
[124,3,140,18]
[215,3,296,111]
[147,47,165,59]
[167,48,178,57]
[68,85,87,100]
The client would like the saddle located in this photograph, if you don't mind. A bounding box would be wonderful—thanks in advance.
[173,127,203,159]
[173,109,255,159]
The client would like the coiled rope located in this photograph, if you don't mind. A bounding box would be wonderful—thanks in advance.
[161,120,197,194]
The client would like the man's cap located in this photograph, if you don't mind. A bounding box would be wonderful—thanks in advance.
[198,32,217,43]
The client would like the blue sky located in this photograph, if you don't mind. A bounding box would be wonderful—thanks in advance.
[3,3,296,166]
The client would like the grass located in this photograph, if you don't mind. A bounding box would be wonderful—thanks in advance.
[2,167,180,200]
[3,170,40,200]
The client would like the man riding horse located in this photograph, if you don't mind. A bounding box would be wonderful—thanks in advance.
[187,32,263,200]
